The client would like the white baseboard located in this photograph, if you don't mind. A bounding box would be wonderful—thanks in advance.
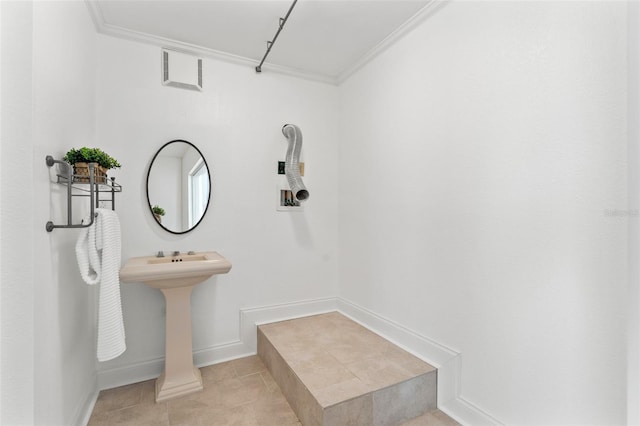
[335,298,501,426]
[95,296,500,425]
[76,388,99,426]
[98,357,165,390]
[193,340,248,369]
[72,374,100,426]
[96,297,338,390]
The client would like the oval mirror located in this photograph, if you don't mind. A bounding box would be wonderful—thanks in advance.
[146,140,211,234]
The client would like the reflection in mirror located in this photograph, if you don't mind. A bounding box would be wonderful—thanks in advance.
[146,140,211,234]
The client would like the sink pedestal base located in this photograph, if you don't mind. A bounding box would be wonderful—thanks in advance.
[155,285,203,403]
[156,367,203,402]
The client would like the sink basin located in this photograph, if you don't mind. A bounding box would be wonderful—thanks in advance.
[119,251,232,402]
[120,251,231,288]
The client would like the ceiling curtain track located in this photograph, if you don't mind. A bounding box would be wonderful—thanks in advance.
[255,0,298,73]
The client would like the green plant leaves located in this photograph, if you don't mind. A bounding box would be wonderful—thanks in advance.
[152,205,165,216]
[63,147,121,169]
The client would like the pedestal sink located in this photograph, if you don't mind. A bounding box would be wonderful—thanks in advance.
[120,251,232,402]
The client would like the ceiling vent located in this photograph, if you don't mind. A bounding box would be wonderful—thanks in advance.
[162,49,203,91]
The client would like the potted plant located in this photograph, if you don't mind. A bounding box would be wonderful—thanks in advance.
[63,147,121,184]
[152,205,165,223]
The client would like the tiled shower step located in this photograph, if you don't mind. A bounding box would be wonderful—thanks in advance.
[257,312,437,426]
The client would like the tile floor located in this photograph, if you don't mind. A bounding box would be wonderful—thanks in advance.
[88,355,459,425]
[88,355,298,426]
[258,312,439,425]
[258,312,437,406]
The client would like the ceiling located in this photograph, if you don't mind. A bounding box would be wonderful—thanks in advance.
[88,0,434,84]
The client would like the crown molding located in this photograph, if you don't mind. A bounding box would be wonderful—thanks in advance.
[84,0,338,86]
[337,0,446,85]
[85,0,445,87]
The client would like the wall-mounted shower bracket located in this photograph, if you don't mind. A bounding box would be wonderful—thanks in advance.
[255,0,298,73]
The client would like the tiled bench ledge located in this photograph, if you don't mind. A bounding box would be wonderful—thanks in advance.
[257,312,437,426]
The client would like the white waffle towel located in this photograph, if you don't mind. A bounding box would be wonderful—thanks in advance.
[76,208,126,362]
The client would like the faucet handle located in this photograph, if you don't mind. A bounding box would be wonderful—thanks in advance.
[156,251,164,258]
[187,251,195,255]
[172,251,180,256]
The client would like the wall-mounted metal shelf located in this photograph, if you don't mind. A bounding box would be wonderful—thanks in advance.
[45,155,122,232]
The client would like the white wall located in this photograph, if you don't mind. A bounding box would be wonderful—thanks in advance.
[94,35,340,377]
[1,1,35,424]
[338,2,628,424]
[32,1,99,424]
[1,1,99,425]
[628,1,640,423]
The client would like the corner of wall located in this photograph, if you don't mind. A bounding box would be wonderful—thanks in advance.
[74,374,100,426]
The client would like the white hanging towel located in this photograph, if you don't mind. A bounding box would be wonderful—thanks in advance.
[76,208,126,362]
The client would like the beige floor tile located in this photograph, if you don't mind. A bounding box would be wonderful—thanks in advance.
[286,349,342,371]
[295,363,358,392]
[346,356,416,389]
[139,379,158,404]
[167,398,210,426]
[400,409,461,426]
[238,372,271,400]
[92,381,148,414]
[383,344,437,376]
[323,393,373,426]
[90,314,452,426]
[106,402,170,426]
[259,370,279,392]
[87,409,111,426]
[313,377,372,407]
[188,374,267,410]
[259,322,307,344]
[200,360,237,383]
[231,355,266,377]
[373,373,437,425]
[258,312,443,425]
[251,389,300,426]
[281,339,324,358]
[91,357,301,426]
[197,403,258,426]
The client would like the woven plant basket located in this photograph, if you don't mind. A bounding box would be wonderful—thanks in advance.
[73,162,108,184]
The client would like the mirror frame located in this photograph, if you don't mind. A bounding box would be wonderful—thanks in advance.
[146,139,211,235]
